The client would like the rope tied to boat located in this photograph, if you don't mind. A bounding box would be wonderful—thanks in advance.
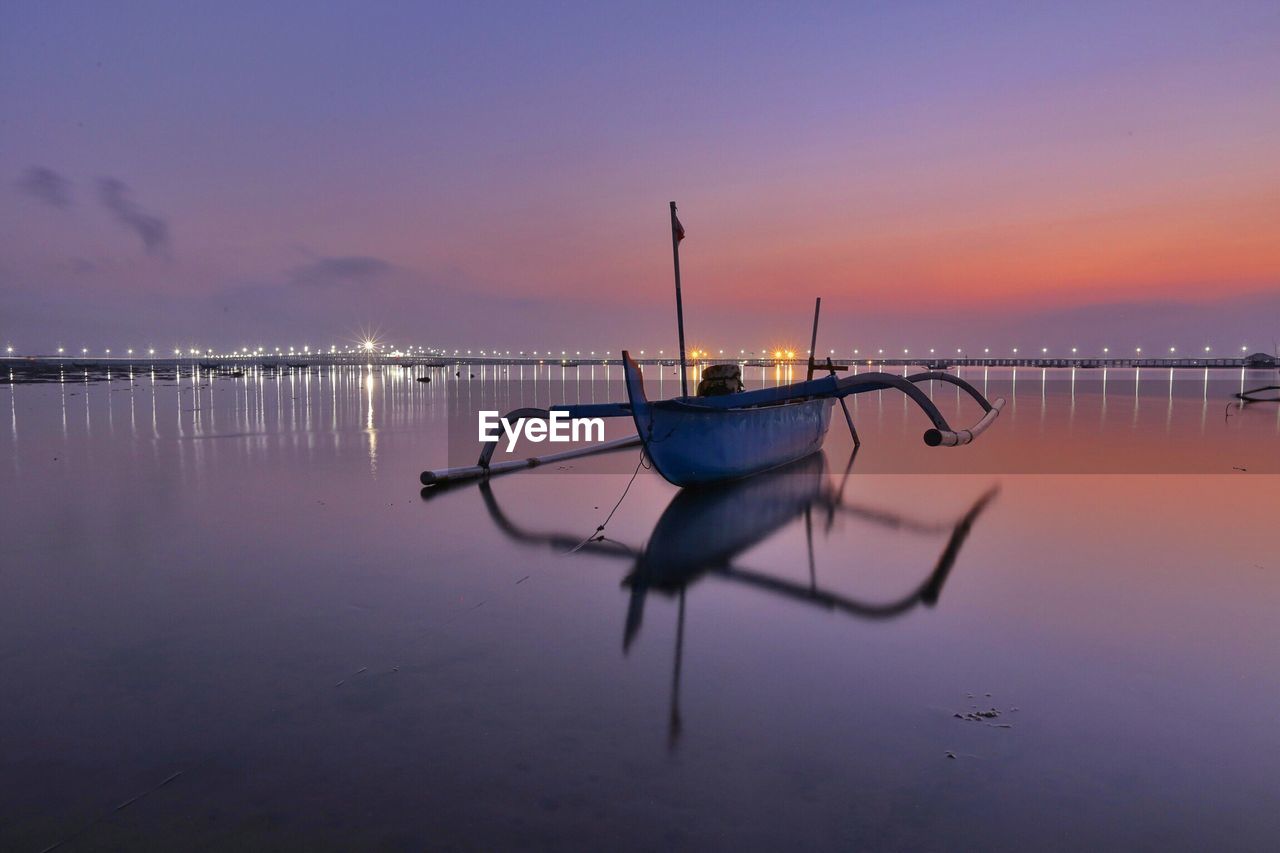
[568,450,650,554]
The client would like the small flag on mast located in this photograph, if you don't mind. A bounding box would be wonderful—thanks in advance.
[673,211,685,242]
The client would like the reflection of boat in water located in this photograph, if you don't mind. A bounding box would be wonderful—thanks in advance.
[466,450,998,748]
[637,452,827,586]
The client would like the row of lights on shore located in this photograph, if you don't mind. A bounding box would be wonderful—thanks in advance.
[0,344,1261,358]
[0,343,438,357]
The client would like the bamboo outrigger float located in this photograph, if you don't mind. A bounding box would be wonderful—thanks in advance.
[419,202,1004,489]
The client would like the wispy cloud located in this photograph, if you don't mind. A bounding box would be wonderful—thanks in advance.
[288,256,392,287]
[97,178,170,255]
[15,166,72,208]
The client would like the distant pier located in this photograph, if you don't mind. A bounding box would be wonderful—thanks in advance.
[4,351,1277,374]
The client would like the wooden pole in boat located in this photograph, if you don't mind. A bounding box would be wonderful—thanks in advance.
[806,297,822,381]
[825,357,861,447]
[670,201,689,397]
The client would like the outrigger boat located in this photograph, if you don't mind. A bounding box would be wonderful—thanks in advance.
[420,202,1004,489]
[549,348,1003,487]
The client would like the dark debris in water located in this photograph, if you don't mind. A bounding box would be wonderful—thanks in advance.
[954,709,1001,721]
[954,693,1016,726]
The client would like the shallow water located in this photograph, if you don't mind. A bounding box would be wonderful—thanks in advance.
[2,363,1278,851]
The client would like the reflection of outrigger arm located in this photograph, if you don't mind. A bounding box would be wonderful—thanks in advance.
[711,486,997,620]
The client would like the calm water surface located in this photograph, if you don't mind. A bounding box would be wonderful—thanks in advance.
[2,363,1278,851]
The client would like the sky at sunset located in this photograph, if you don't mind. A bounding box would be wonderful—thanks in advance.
[2,1,1278,355]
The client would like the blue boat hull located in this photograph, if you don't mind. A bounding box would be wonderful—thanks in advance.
[640,398,834,487]
[623,353,835,487]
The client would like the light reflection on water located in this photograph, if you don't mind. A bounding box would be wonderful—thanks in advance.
[1,364,1279,850]
[11,361,1275,474]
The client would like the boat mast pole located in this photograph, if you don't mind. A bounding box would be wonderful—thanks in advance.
[670,201,689,397]
[806,297,822,381]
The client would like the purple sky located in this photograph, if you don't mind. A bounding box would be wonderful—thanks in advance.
[3,1,1278,356]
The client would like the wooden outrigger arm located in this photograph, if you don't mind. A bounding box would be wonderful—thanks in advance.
[419,369,1004,487]
[419,407,642,487]
[420,351,1004,488]
[555,366,1005,449]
